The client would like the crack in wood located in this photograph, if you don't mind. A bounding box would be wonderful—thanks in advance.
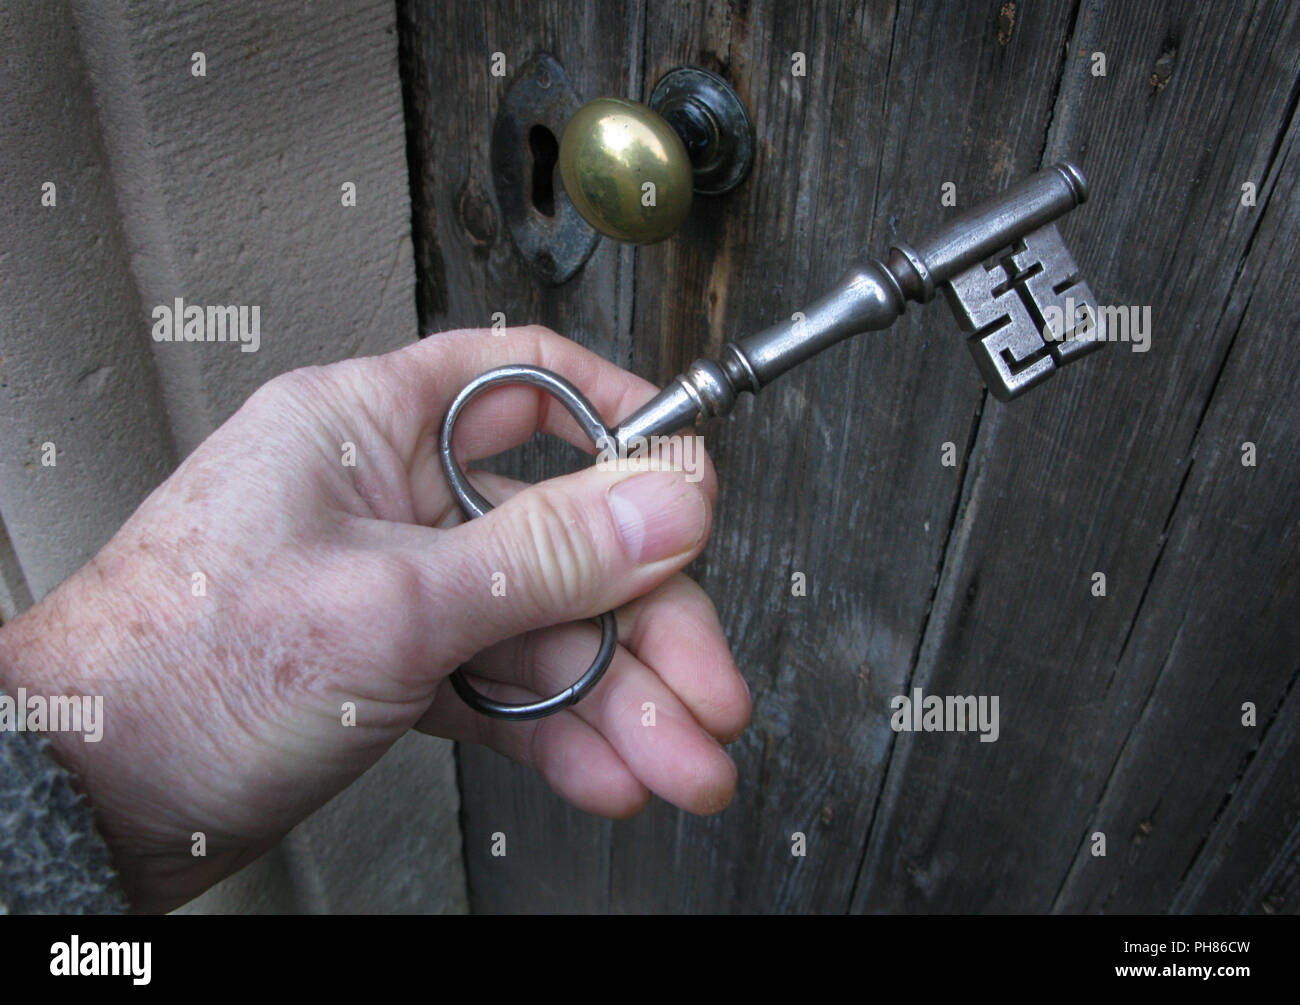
[1171,659,1300,904]
[844,387,987,912]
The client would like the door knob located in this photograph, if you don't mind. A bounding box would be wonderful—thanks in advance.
[558,67,754,244]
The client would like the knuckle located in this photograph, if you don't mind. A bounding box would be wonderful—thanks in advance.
[519,323,561,344]
[721,680,753,740]
[366,551,425,610]
[262,366,322,399]
[254,358,377,407]
[513,488,602,615]
[243,366,327,418]
[346,553,421,633]
[354,552,427,659]
[700,654,751,732]
[519,324,567,364]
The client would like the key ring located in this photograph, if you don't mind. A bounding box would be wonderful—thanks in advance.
[439,364,620,721]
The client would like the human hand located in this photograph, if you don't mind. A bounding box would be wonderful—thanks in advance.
[0,327,750,912]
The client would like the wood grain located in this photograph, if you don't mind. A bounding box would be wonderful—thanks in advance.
[850,0,1300,912]
[1054,92,1300,913]
[402,0,1300,912]
[618,0,1086,913]
[399,0,641,911]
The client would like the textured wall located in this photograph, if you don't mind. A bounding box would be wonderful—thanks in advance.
[0,0,466,913]
[0,0,176,607]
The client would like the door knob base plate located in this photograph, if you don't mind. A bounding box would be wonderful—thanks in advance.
[650,67,754,197]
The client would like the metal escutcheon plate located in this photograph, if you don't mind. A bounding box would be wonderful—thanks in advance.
[491,54,600,285]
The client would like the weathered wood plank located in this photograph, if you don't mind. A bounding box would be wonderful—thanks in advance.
[1054,104,1300,911]
[850,0,1300,912]
[403,0,1300,913]
[612,0,1081,912]
[398,0,641,912]
[1174,670,1300,914]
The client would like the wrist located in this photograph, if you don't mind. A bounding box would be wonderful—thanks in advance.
[0,545,198,906]
[0,568,101,781]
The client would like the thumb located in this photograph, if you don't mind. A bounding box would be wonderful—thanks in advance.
[437,465,711,653]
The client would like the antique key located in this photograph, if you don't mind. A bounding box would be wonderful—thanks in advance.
[441,161,1106,720]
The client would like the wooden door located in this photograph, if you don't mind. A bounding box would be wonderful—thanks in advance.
[399,0,1300,912]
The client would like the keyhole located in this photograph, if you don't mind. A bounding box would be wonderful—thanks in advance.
[529,125,558,218]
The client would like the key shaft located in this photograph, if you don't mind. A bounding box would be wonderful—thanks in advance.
[614,161,1092,447]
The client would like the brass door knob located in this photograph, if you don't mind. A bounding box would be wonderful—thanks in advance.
[558,67,754,244]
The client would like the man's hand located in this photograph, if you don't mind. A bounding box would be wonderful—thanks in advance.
[0,327,750,912]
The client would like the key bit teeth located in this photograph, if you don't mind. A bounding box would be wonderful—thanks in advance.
[942,222,1106,401]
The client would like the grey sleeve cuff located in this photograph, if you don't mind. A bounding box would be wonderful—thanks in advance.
[0,726,127,914]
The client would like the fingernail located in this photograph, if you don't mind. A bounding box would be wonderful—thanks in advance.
[608,471,706,564]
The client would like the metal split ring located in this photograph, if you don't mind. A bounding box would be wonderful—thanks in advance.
[438,364,619,721]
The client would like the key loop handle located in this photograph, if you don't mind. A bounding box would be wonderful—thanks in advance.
[439,364,619,721]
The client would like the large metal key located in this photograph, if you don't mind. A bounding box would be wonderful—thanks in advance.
[442,161,1107,720]
[616,160,1105,449]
